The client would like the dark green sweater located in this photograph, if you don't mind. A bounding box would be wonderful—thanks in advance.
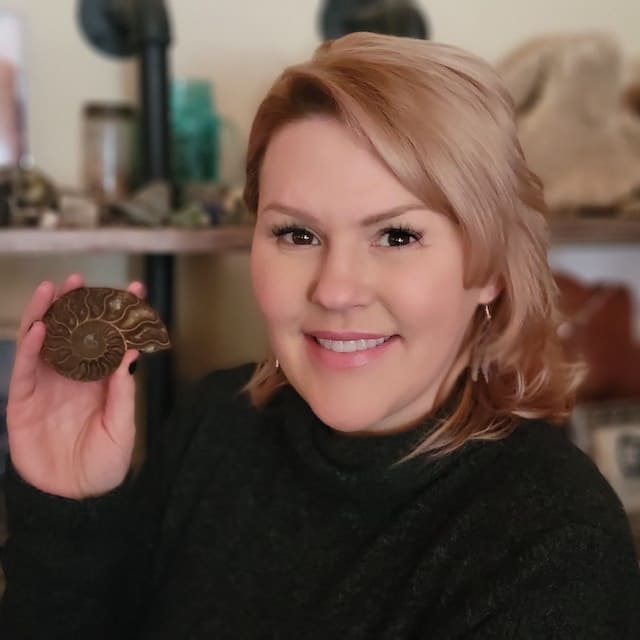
[1,364,639,639]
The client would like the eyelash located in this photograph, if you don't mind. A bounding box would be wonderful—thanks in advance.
[270,223,424,247]
[270,224,319,245]
[379,224,424,247]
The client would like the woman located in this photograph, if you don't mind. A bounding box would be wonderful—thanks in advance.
[1,32,639,639]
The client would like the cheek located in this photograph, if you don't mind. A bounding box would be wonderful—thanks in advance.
[250,243,304,325]
[250,244,277,319]
[393,259,473,335]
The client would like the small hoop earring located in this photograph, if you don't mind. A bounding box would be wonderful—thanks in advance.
[275,358,280,370]
[471,304,493,383]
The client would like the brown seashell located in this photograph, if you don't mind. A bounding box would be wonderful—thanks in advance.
[41,287,171,381]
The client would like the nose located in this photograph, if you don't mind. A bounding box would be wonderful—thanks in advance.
[309,243,373,311]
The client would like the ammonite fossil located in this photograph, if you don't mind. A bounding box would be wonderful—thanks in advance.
[41,287,171,381]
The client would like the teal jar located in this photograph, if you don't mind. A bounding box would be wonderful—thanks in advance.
[170,79,220,201]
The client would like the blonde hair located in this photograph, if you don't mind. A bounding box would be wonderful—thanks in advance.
[242,32,582,458]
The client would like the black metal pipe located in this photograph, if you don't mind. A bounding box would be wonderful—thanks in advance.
[139,44,170,181]
[143,254,175,438]
[135,0,175,441]
[136,0,172,184]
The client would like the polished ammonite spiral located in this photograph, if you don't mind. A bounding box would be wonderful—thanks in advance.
[41,286,171,382]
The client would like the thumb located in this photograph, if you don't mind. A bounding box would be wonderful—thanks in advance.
[103,349,139,447]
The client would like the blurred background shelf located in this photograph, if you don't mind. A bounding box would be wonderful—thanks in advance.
[0,225,254,254]
[0,219,638,255]
[549,218,640,244]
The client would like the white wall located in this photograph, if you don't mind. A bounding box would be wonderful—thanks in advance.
[1,0,639,375]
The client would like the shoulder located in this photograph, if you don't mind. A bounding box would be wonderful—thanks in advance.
[178,361,260,430]
[490,419,627,525]
[465,418,639,579]
[436,418,635,542]
[170,362,259,424]
[195,361,257,394]
[194,362,258,407]
[151,363,259,460]
[443,421,640,632]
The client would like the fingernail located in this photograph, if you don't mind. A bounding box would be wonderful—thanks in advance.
[128,360,138,375]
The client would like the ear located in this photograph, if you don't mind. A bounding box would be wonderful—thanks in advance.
[477,276,503,306]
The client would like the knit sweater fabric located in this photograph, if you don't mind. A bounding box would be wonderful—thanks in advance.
[1,363,639,639]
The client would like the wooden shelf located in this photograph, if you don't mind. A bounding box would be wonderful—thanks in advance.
[0,225,253,255]
[549,218,640,244]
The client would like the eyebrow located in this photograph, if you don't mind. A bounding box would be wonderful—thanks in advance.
[260,202,429,227]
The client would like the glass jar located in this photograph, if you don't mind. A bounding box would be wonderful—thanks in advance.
[82,102,136,208]
[170,79,220,204]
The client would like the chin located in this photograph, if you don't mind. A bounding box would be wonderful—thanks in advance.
[307,399,386,434]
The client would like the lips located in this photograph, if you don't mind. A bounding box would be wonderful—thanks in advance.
[304,332,397,369]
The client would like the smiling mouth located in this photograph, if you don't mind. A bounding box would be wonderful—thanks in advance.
[313,336,393,353]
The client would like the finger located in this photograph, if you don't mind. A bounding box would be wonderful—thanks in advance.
[8,320,47,404]
[102,349,139,447]
[16,281,55,345]
[127,280,146,300]
[57,273,85,297]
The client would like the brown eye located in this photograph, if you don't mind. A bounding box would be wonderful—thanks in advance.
[378,227,422,247]
[290,229,316,245]
[271,225,320,246]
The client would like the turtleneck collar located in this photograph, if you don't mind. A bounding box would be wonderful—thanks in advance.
[271,383,467,503]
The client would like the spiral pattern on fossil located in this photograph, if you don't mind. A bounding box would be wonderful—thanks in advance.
[41,287,171,381]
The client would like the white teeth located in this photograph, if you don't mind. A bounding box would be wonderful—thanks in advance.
[316,336,389,353]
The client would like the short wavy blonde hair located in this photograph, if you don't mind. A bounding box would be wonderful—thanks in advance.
[242,32,582,458]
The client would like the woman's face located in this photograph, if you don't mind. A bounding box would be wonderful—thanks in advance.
[251,116,498,435]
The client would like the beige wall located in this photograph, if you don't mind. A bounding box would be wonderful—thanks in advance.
[1,0,639,377]
[5,0,640,186]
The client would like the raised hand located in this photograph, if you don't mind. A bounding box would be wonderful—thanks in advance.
[6,274,145,499]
